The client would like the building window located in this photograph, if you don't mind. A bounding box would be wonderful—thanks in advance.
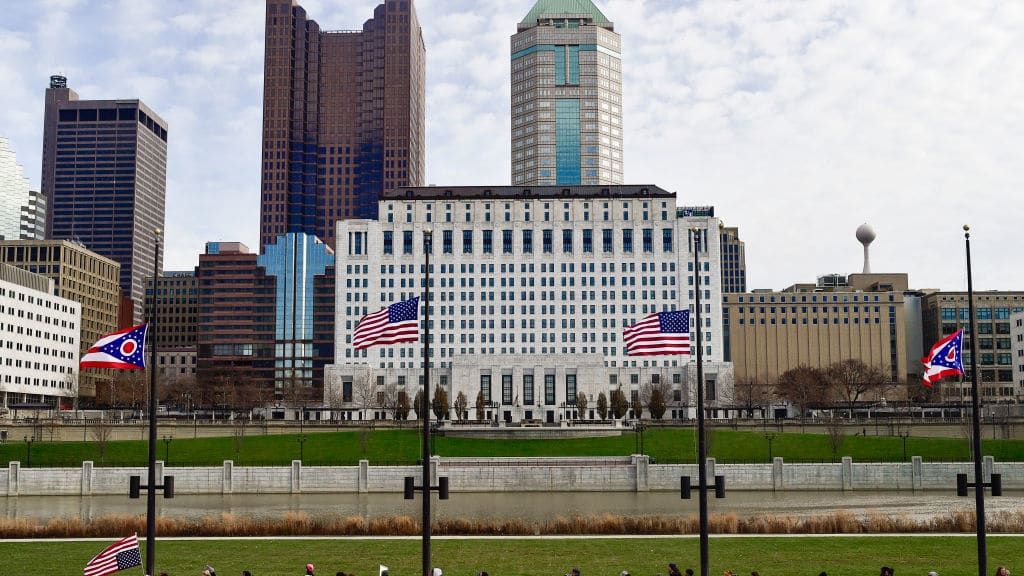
[503,230,513,253]
[663,228,673,252]
[543,230,553,253]
[403,231,413,255]
[483,230,493,254]
[481,374,491,402]
[443,230,453,254]
[523,229,533,253]
[523,374,534,405]
[566,374,577,402]
[603,229,613,253]
[583,229,593,253]
[622,229,633,253]
[642,229,653,253]
[544,374,556,405]
[502,374,513,404]
[562,229,573,253]
[463,230,473,254]
[383,231,393,255]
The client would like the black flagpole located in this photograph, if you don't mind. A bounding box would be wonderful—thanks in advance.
[964,224,987,576]
[693,227,709,576]
[145,228,161,576]
[421,230,432,576]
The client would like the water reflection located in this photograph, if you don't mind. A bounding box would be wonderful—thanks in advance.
[3,491,1023,522]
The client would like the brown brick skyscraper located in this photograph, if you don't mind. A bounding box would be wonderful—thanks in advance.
[260,0,425,250]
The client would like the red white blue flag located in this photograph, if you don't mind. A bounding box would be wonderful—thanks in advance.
[83,534,142,576]
[352,297,420,349]
[624,310,691,356]
[80,323,148,370]
[921,329,964,388]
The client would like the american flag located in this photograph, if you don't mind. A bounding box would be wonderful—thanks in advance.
[353,296,420,349]
[84,534,141,576]
[624,310,691,356]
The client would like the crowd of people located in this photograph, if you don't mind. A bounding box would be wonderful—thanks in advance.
[157,563,1012,575]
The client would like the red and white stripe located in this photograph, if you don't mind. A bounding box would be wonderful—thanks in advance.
[80,324,147,370]
[623,313,691,356]
[352,307,419,350]
[84,534,139,576]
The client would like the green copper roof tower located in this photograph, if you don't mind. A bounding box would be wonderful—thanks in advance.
[512,0,622,186]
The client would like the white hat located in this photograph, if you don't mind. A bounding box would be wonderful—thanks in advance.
[432,569,442,576]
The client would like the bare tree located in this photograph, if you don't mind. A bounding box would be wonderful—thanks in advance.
[733,375,773,419]
[381,383,400,420]
[596,392,609,420]
[642,381,671,420]
[825,359,888,416]
[64,372,80,414]
[475,390,486,421]
[395,390,410,421]
[775,366,828,421]
[575,391,588,418]
[610,387,629,420]
[355,374,376,420]
[432,386,449,420]
[454,391,468,422]
[413,389,426,419]
[91,421,113,465]
[825,414,845,462]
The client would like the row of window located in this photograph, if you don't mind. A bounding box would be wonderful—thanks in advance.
[382,228,675,255]
[940,307,1024,320]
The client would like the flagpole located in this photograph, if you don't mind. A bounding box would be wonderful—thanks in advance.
[421,229,432,576]
[692,226,709,576]
[964,224,987,576]
[145,228,161,576]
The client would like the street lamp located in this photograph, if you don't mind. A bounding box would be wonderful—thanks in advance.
[899,431,910,462]
[764,432,776,463]
[162,435,172,465]
[24,436,32,467]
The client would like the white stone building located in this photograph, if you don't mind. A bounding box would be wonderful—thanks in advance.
[0,137,38,241]
[0,262,81,410]
[326,186,733,423]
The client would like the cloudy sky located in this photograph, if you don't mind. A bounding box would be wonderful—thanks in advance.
[1,0,1021,291]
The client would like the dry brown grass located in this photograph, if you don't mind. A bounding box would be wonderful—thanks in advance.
[2,509,1023,538]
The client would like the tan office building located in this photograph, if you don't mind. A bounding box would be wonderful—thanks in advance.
[922,291,1024,403]
[724,273,909,385]
[0,239,120,398]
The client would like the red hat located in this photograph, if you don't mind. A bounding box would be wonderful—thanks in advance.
[307,564,315,572]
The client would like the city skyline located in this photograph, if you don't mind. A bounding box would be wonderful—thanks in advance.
[0,0,1021,292]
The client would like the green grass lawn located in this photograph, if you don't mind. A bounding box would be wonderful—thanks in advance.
[2,428,1022,467]
[2,536,1022,575]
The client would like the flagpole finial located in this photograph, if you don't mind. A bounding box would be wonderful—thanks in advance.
[963,224,970,231]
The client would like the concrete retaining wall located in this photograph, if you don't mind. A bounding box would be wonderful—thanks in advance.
[1,456,1022,496]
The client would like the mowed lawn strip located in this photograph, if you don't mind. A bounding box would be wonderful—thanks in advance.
[2,428,1023,467]
[1,536,1022,575]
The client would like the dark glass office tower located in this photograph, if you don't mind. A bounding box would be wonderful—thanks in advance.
[41,75,167,322]
[260,0,425,250]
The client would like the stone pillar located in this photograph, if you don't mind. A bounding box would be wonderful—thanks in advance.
[983,455,994,483]
[431,455,441,487]
[223,460,234,494]
[358,460,369,493]
[291,460,302,494]
[81,461,93,495]
[705,457,716,480]
[841,456,853,491]
[911,456,923,491]
[632,454,649,492]
[155,461,164,482]
[772,457,784,491]
[8,461,18,495]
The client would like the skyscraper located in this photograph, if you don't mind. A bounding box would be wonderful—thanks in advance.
[260,0,426,250]
[511,0,623,186]
[720,225,746,294]
[40,75,167,321]
[0,137,42,241]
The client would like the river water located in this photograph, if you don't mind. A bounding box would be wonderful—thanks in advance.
[4,491,1023,522]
